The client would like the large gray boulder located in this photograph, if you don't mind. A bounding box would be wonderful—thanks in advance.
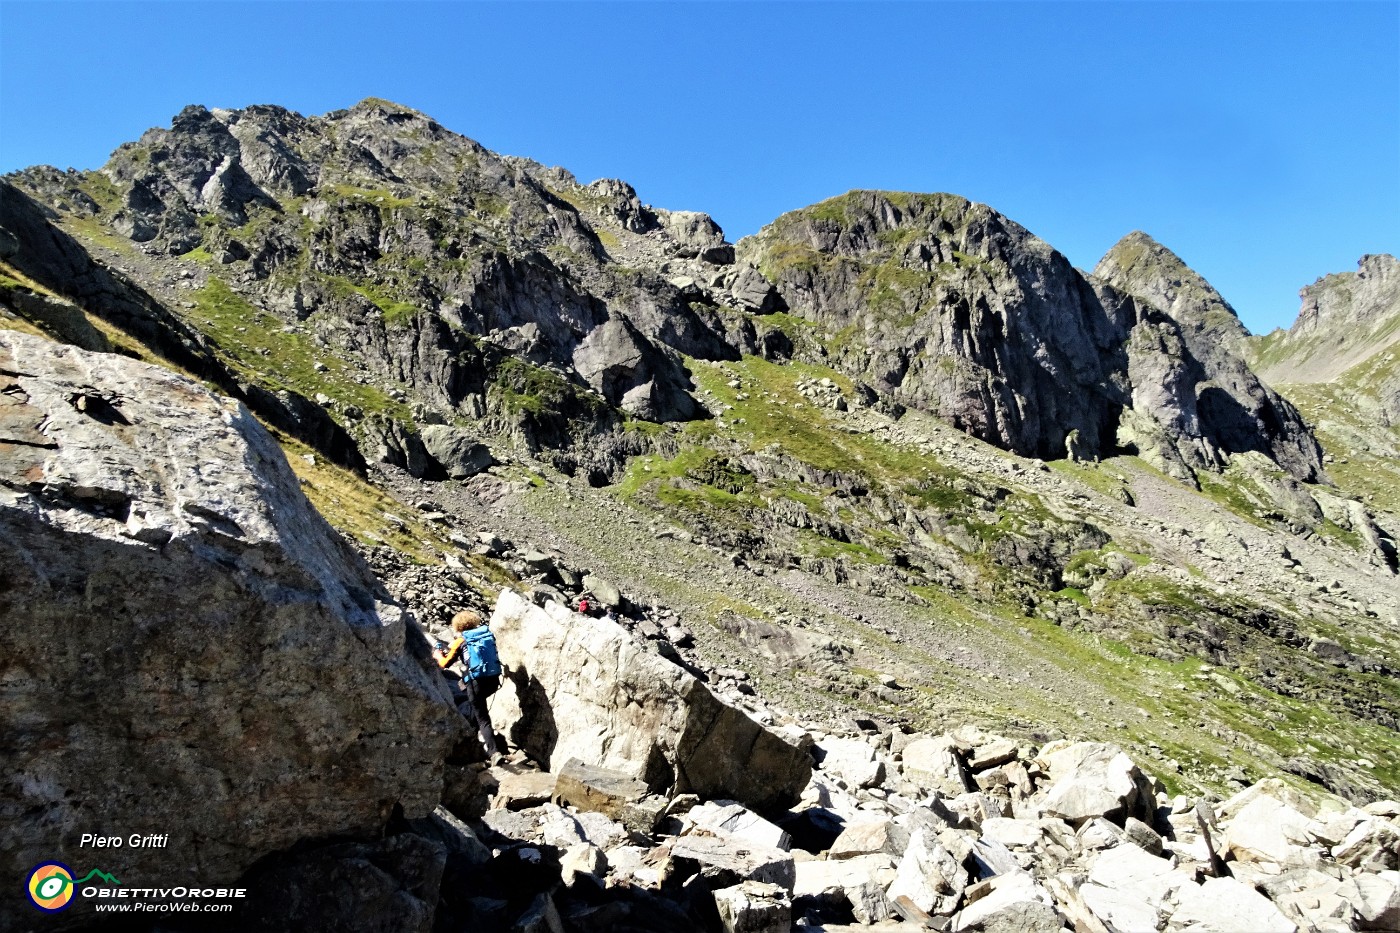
[712,880,792,933]
[1169,876,1298,932]
[0,333,458,930]
[488,589,812,813]
[419,424,495,479]
[656,208,733,264]
[1035,741,1145,826]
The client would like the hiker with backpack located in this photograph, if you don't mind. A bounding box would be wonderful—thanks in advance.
[434,609,502,760]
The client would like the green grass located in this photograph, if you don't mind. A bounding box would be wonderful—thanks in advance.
[687,355,953,484]
[1054,586,1091,606]
[473,192,509,218]
[765,479,831,513]
[357,97,419,114]
[548,185,608,215]
[876,227,923,249]
[62,215,139,255]
[754,311,817,339]
[73,172,125,213]
[1048,458,1132,499]
[806,196,851,225]
[322,275,421,328]
[328,185,416,211]
[756,240,846,280]
[622,418,668,438]
[798,529,888,565]
[190,277,410,422]
[1195,469,1275,528]
[489,356,605,418]
[860,261,937,317]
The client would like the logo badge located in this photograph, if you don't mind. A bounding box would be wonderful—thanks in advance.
[26,862,76,912]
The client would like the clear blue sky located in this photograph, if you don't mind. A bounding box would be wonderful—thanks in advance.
[2,2,1396,333]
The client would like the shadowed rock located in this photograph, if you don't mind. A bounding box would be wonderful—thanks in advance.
[0,332,458,931]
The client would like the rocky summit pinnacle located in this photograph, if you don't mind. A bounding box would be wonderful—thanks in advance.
[1095,231,1326,484]
[1249,253,1400,426]
[1095,231,1251,354]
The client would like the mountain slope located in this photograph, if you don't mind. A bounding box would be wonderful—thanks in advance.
[2,99,1398,804]
[1250,253,1400,431]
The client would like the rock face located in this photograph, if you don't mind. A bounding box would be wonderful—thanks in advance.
[735,192,1323,482]
[488,588,812,813]
[1095,231,1326,482]
[737,191,1136,463]
[1036,741,1149,825]
[0,332,457,929]
[1250,252,1400,426]
[1256,253,1400,385]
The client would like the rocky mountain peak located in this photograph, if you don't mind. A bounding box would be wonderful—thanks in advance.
[1291,253,1400,342]
[1093,231,1325,483]
[735,189,1136,462]
[739,189,1054,272]
[1094,231,1250,354]
[1248,252,1400,428]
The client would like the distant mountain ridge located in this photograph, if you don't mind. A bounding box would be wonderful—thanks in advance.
[1249,253,1400,427]
[0,97,1329,490]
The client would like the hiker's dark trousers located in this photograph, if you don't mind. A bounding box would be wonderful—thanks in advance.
[457,674,500,756]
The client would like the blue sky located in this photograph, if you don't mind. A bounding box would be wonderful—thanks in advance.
[1,1,1395,333]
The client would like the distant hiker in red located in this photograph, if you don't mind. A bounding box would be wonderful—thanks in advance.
[577,597,590,615]
[434,610,502,761]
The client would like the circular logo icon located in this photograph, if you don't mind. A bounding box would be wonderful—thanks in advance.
[27,862,75,912]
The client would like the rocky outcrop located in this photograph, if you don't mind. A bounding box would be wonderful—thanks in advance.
[1251,253,1400,426]
[736,191,1137,463]
[488,588,812,813]
[735,192,1326,484]
[1095,231,1326,482]
[1255,253,1400,385]
[0,332,457,929]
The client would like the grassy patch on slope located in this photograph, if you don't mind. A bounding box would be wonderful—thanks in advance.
[190,276,411,422]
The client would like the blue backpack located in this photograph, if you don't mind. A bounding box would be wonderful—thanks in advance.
[460,626,502,682]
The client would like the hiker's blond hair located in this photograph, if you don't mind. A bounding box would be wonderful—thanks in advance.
[451,609,484,632]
